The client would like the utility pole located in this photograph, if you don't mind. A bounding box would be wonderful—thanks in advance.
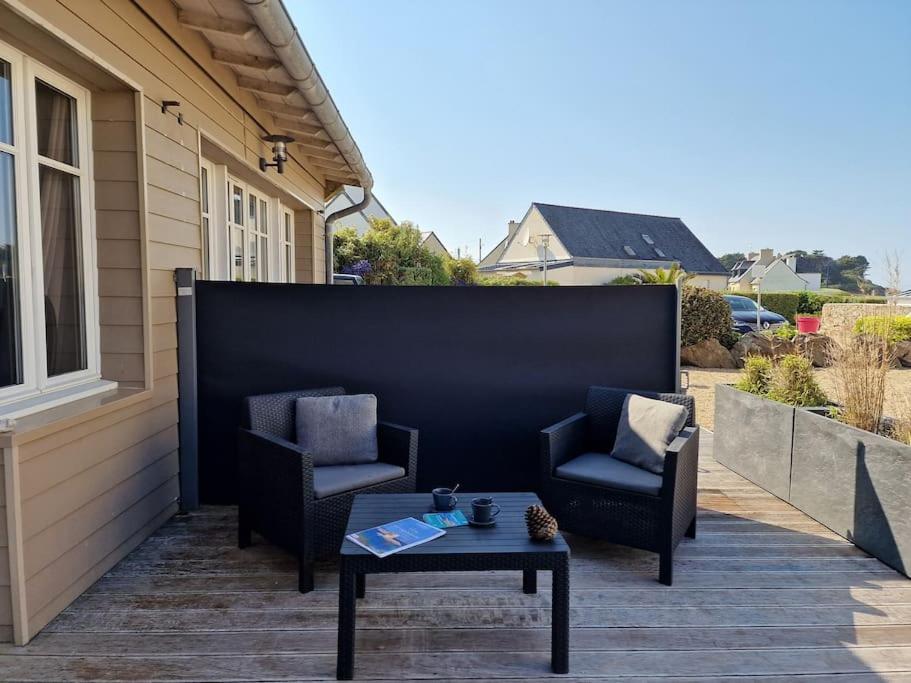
[478,238,482,263]
[538,234,551,286]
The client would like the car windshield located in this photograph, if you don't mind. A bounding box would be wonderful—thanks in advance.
[727,297,758,312]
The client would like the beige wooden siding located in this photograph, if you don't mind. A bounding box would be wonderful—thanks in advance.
[295,209,326,284]
[94,91,145,387]
[0,461,11,643]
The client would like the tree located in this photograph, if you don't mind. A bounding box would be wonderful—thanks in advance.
[635,264,693,284]
[717,252,746,270]
[333,218,451,285]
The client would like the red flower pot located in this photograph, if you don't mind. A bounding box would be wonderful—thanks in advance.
[796,315,821,334]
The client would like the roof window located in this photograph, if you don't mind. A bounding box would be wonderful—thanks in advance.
[641,234,654,245]
[623,245,637,257]
[654,248,667,258]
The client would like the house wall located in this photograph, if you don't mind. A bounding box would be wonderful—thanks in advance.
[0,458,10,643]
[499,206,570,264]
[0,0,333,643]
[690,273,729,291]
[759,261,813,292]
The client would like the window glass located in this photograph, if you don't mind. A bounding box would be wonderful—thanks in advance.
[233,227,244,281]
[0,60,11,145]
[35,80,77,167]
[0,152,21,388]
[232,184,243,225]
[39,165,86,376]
[200,166,209,213]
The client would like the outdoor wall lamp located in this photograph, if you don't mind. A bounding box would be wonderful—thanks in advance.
[259,134,295,174]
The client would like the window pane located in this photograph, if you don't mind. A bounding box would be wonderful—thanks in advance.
[249,234,258,282]
[39,165,86,376]
[232,185,243,225]
[200,166,209,213]
[202,216,210,279]
[285,244,293,283]
[35,80,77,167]
[0,152,22,388]
[248,195,256,227]
[259,236,268,281]
[284,213,292,242]
[233,227,244,281]
[0,60,12,145]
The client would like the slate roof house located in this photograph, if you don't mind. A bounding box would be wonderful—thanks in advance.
[480,203,729,289]
[728,249,822,292]
[326,185,396,235]
[0,0,374,645]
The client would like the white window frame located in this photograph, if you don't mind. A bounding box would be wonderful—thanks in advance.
[0,40,107,414]
[279,206,294,283]
[199,158,213,279]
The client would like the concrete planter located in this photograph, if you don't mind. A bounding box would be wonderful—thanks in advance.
[713,383,795,501]
[790,410,911,576]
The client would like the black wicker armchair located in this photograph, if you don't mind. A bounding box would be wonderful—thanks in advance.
[237,387,418,593]
[540,386,698,585]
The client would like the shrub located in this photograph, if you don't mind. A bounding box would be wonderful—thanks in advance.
[446,257,478,286]
[608,275,639,285]
[771,322,798,341]
[853,315,911,343]
[681,287,731,347]
[736,356,774,395]
[766,354,829,407]
[739,292,800,323]
[478,274,558,286]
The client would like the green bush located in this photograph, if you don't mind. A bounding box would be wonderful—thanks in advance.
[770,322,798,341]
[736,356,774,395]
[681,287,731,347]
[608,275,639,285]
[853,315,911,343]
[445,257,478,286]
[478,274,558,286]
[766,355,829,407]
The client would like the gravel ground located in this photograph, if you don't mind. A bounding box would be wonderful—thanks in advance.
[685,366,911,431]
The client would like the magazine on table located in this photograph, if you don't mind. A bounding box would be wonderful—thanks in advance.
[346,517,445,558]
[422,510,469,528]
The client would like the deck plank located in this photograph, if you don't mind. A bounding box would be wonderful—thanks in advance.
[8,432,911,681]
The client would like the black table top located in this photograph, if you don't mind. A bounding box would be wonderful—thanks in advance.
[340,492,570,558]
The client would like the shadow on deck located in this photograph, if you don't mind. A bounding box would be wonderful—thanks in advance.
[2,434,911,681]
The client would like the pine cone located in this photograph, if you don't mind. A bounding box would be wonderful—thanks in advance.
[525,504,558,541]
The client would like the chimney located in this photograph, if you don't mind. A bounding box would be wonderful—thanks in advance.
[758,248,774,264]
[507,220,519,238]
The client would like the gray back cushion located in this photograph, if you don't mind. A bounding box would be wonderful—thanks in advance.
[296,394,379,466]
[610,394,688,475]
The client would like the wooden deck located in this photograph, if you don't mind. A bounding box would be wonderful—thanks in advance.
[4,433,911,681]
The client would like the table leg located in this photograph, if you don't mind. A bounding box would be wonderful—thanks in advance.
[356,573,366,599]
[551,559,570,674]
[336,564,357,680]
[523,569,537,594]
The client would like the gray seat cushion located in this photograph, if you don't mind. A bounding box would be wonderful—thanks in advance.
[313,463,406,499]
[296,394,378,466]
[555,452,663,496]
[610,394,688,474]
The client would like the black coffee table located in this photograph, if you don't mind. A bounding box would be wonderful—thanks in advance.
[336,492,571,680]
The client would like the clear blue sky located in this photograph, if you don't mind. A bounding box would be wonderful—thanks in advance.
[289,0,911,288]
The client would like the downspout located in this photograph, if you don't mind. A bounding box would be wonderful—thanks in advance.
[323,188,372,284]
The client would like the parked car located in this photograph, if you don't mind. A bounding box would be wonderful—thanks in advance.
[724,295,786,334]
[333,274,365,285]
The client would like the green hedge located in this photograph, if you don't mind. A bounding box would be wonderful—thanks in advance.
[854,316,911,343]
[738,291,885,323]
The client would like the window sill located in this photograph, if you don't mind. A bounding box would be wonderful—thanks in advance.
[0,379,120,421]
[0,381,153,448]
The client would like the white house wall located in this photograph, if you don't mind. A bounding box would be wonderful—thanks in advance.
[499,206,570,264]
